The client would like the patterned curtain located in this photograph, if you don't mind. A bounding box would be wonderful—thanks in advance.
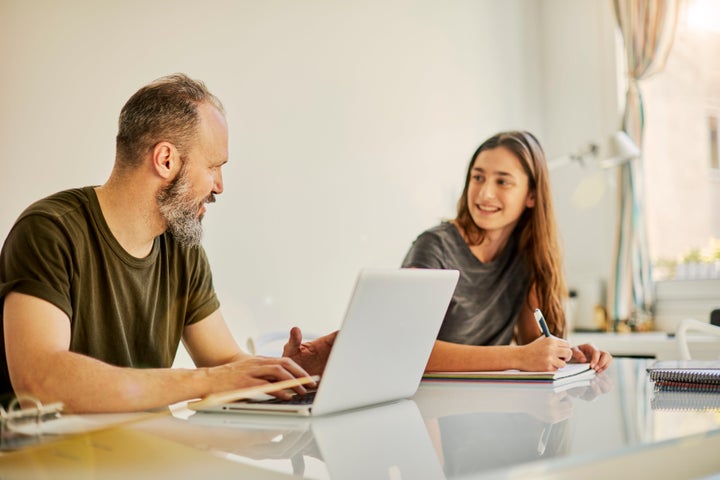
[610,0,680,331]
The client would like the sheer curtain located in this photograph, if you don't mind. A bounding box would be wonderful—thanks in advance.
[610,0,680,330]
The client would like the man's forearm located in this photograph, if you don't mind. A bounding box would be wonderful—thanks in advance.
[13,350,213,413]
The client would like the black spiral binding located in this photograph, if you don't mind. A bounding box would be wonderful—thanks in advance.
[648,369,720,385]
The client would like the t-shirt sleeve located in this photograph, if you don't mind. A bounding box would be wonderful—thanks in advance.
[0,214,73,318]
[184,246,221,326]
[401,231,446,269]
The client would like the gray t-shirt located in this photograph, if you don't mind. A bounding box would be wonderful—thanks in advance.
[402,223,531,346]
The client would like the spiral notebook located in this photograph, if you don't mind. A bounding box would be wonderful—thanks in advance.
[647,360,720,392]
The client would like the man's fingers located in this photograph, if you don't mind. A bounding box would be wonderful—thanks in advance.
[282,326,304,357]
[289,326,303,344]
[238,357,316,397]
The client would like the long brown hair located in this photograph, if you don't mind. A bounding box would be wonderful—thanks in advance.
[455,131,568,337]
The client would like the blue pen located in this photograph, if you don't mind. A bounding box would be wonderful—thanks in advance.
[535,308,585,367]
[534,308,551,337]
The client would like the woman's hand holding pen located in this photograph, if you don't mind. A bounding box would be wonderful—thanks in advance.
[533,308,613,373]
[527,308,573,370]
[523,338,612,373]
[521,336,574,371]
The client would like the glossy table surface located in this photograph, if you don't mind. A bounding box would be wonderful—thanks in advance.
[3,358,720,479]
[135,358,720,479]
[569,331,720,360]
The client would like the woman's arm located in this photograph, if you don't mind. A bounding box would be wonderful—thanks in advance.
[426,337,573,372]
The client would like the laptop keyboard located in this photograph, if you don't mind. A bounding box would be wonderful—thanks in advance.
[245,390,317,405]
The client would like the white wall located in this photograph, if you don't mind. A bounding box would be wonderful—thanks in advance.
[0,1,618,359]
[538,0,622,330]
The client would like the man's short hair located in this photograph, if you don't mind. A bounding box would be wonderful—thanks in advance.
[115,73,224,167]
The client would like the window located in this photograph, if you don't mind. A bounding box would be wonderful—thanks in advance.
[642,0,720,281]
[709,112,719,170]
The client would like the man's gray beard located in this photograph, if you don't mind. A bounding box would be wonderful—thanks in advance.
[157,168,203,248]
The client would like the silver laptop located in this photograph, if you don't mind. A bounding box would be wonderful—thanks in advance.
[195,268,458,416]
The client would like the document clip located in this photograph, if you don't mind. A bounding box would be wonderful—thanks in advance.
[1,395,63,437]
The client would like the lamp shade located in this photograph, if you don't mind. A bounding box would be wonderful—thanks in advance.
[599,131,641,168]
[548,131,640,171]
[548,130,641,210]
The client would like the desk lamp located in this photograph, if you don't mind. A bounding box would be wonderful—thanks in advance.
[548,130,640,210]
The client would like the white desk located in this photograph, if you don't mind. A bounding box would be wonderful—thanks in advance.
[569,331,720,360]
[2,359,720,479]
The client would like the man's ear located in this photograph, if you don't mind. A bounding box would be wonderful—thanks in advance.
[151,141,179,180]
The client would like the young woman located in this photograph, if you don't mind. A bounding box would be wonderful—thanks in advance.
[403,131,612,373]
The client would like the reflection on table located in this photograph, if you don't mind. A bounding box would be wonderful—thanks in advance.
[137,398,444,480]
[141,387,576,479]
[415,371,612,477]
[96,359,720,479]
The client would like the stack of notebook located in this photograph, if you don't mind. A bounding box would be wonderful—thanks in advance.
[423,362,596,387]
[646,360,720,392]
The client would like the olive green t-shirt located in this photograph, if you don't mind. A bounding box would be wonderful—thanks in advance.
[0,187,220,397]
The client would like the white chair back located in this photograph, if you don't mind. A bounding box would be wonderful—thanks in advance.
[675,318,720,360]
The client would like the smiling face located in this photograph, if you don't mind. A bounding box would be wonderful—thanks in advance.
[157,102,228,247]
[466,146,536,242]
